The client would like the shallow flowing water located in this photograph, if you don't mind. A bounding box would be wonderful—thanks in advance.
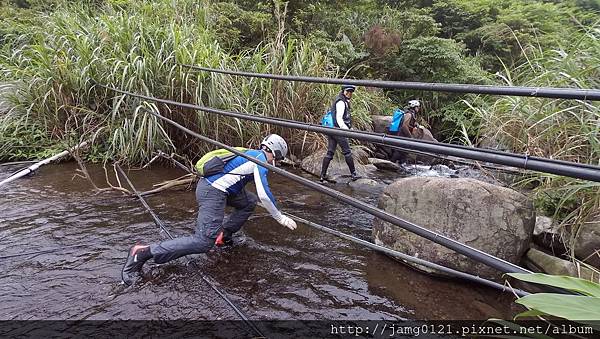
[0,161,518,323]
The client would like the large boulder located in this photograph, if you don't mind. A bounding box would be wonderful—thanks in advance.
[406,127,439,165]
[371,115,391,134]
[300,149,376,182]
[413,127,438,142]
[372,177,535,280]
[573,213,600,269]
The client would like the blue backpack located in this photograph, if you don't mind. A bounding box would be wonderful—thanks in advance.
[388,108,405,132]
[321,110,334,128]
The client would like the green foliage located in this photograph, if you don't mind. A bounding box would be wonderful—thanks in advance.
[517,294,600,322]
[533,191,579,221]
[510,273,600,297]
[574,0,600,11]
[1,0,599,160]
[0,124,62,161]
[427,99,481,143]
[306,31,368,70]
[507,273,600,324]
[207,2,271,52]
[401,0,595,73]
[431,0,499,39]
[391,36,475,82]
[494,1,572,53]
[467,24,600,250]
[0,0,390,163]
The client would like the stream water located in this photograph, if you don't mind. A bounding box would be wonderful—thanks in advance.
[0,161,518,325]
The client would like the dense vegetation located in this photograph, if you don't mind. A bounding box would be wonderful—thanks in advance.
[0,0,599,260]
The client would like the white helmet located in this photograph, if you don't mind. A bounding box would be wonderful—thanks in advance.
[260,134,288,160]
[408,100,421,108]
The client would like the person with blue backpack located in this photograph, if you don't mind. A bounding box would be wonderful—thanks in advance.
[389,99,421,164]
[319,84,361,183]
[121,134,297,286]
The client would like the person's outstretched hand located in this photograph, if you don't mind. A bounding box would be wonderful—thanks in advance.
[275,214,297,230]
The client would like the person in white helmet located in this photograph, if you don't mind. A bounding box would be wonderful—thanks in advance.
[121,134,297,286]
[390,99,421,164]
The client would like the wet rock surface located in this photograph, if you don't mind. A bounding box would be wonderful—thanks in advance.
[300,150,376,181]
[372,177,535,280]
[525,248,599,282]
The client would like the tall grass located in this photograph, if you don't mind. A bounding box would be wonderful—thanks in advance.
[0,0,389,163]
[466,24,600,256]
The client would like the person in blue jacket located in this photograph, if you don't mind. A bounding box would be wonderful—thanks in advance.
[390,100,421,164]
[121,134,297,286]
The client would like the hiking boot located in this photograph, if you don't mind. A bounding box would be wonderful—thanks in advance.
[121,244,152,286]
[350,172,362,181]
[215,231,233,247]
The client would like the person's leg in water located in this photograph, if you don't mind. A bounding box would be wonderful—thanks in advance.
[337,136,360,181]
[215,189,257,246]
[320,135,338,183]
[121,179,226,285]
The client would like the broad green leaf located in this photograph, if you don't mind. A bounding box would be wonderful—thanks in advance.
[508,273,600,297]
[514,309,547,320]
[515,294,600,321]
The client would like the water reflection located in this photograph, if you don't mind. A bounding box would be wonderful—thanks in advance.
[0,162,515,320]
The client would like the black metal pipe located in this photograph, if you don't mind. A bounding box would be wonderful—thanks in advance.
[284,213,529,298]
[116,165,174,239]
[111,102,531,276]
[115,164,264,337]
[179,63,600,101]
[97,84,600,182]
[157,150,195,174]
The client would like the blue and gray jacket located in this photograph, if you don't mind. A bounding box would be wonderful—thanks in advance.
[205,149,281,219]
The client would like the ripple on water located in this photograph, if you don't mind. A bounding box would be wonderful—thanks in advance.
[0,163,517,320]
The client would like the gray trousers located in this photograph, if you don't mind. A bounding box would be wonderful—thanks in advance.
[150,179,257,264]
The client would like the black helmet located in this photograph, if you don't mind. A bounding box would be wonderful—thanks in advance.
[341,84,356,92]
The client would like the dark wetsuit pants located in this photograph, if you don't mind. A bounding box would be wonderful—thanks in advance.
[150,179,257,264]
[320,135,356,177]
[390,129,411,164]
